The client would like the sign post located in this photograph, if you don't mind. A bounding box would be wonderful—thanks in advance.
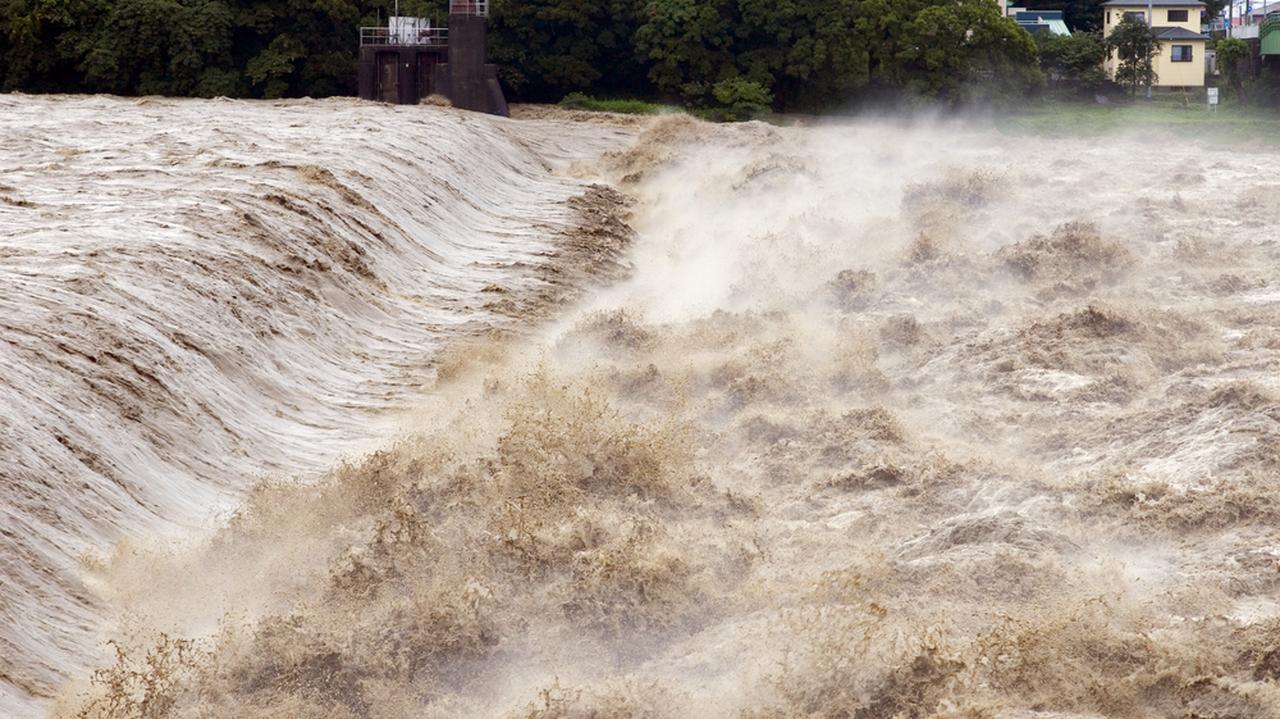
[1208,87,1220,110]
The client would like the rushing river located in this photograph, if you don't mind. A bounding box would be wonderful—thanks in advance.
[3,96,1280,718]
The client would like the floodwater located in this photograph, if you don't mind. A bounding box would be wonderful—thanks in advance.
[0,95,633,715]
[3,96,1280,718]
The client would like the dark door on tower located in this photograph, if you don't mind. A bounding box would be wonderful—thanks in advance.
[417,54,439,101]
[376,53,399,103]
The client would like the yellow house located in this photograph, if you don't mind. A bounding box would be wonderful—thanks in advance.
[1102,0,1208,88]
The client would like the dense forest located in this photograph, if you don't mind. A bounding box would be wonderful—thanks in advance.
[0,0,1119,112]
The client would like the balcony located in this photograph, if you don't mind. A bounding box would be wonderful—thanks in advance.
[360,25,448,47]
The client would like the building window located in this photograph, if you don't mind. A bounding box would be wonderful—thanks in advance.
[1124,11,1146,22]
[1171,44,1194,62]
[1167,9,1189,21]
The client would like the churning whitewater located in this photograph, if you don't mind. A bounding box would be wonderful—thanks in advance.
[3,96,1280,718]
[0,95,634,716]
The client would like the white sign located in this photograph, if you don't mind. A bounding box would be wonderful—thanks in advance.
[389,16,431,44]
[1208,88,1220,105]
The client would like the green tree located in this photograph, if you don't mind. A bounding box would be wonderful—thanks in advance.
[245,33,305,97]
[634,0,737,104]
[1105,15,1158,95]
[75,0,237,96]
[236,0,365,98]
[636,0,1040,111]
[711,76,771,119]
[1,0,1050,110]
[2,0,372,98]
[735,0,874,110]
[894,0,1043,104]
[1215,36,1249,102]
[489,0,645,100]
[1037,30,1105,94]
[1,0,103,92]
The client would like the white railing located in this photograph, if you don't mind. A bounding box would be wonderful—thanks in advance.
[360,26,448,46]
[450,0,489,17]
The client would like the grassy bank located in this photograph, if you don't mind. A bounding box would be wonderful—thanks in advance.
[1005,99,1280,144]
[549,92,1280,142]
[558,92,678,115]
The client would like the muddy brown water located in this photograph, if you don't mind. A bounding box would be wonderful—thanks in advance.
[3,97,1280,718]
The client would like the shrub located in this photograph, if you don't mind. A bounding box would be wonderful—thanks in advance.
[1038,31,1107,94]
[710,78,772,121]
[558,92,671,114]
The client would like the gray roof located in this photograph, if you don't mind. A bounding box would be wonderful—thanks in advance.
[1153,25,1211,39]
[1101,0,1204,6]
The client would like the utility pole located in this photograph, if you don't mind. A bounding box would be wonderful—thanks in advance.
[1152,0,1162,99]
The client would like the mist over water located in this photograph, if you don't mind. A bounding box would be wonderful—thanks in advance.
[3,97,1280,717]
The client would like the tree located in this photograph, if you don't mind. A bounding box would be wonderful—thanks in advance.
[1037,30,1105,94]
[1106,15,1158,95]
[894,0,1044,104]
[1215,36,1249,102]
[732,0,874,111]
[489,0,646,101]
[636,0,1041,111]
[2,0,1050,109]
[75,0,238,96]
[1202,0,1228,23]
[236,0,366,98]
[1,0,104,92]
[634,0,738,104]
[710,76,771,119]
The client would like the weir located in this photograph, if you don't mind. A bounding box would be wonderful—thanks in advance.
[356,0,509,115]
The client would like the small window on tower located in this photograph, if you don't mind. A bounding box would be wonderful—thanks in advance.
[1168,9,1189,22]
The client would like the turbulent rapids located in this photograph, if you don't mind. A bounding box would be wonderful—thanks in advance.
[3,96,1280,718]
[0,95,633,715]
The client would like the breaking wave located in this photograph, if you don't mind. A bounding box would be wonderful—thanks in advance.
[0,95,633,715]
[4,98,1280,718]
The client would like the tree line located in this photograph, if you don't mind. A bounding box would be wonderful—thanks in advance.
[0,0,1128,112]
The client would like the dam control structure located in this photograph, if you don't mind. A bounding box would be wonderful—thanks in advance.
[358,0,509,116]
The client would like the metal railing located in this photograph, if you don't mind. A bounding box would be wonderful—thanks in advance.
[1262,14,1280,38]
[360,26,448,46]
[450,0,489,17]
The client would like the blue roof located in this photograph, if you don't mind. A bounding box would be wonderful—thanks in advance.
[1015,15,1072,35]
[1016,10,1064,21]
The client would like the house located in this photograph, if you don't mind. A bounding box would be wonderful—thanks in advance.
[1102,0,1209,88]
[1005,8,1072,35]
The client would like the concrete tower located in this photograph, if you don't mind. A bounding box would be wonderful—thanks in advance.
[357,0,508,116]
